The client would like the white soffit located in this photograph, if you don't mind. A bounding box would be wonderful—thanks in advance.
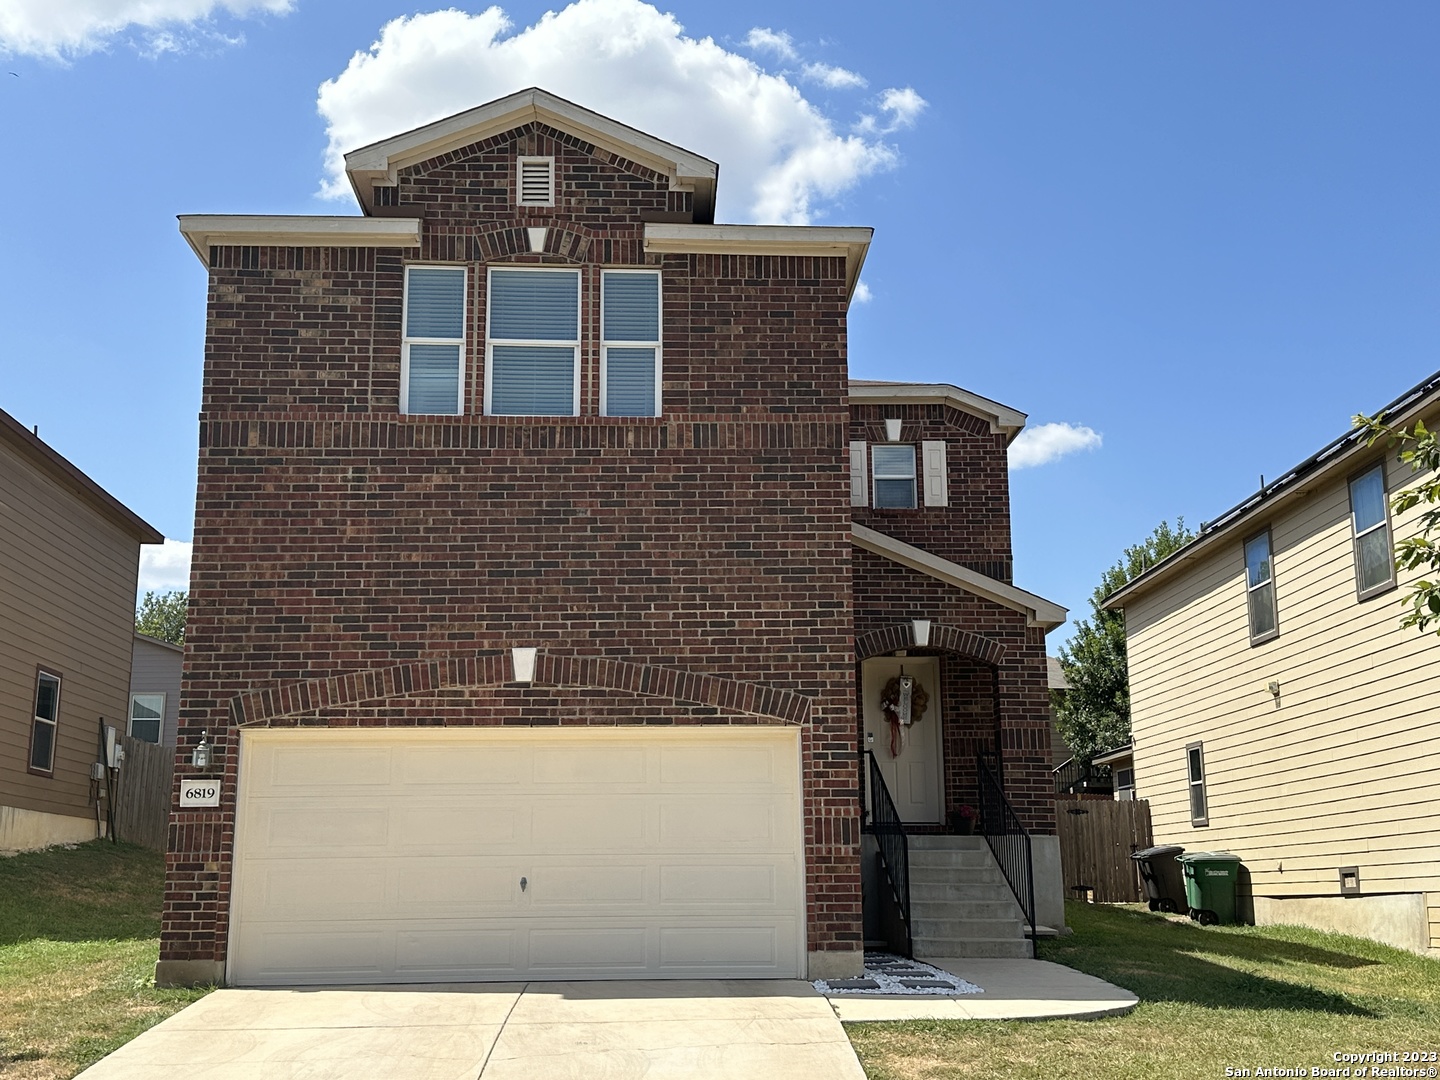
[178,215,422,265]
[344,87,719,219]
[644,223,873,305]
[849,382,1027,441]
[853,523,1068,631]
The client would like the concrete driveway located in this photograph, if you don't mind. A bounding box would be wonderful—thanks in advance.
[76,980,868,1080]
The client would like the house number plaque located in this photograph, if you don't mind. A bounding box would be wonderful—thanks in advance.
[179,779,221,807]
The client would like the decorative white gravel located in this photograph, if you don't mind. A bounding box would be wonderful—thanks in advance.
[813,954,983,996]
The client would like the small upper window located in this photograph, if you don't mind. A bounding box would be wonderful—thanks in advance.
[1187,742,1208,826]
[129,693,165,745]
[30,670,60,773]
[1244,530,1278,644]
[517,157,555,207]
[1350,464,1395,599]
[486,268,580,416]
[872,445,917,508]
[402,266,466,415]
[601,270,661,417]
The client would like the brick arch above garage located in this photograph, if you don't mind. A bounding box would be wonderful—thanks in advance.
[855,622,1008,667]
[228,651,813,728]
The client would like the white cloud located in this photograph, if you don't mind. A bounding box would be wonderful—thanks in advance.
[855,86,928,135]
[803,61,866,90]
[742,26,797,61]
[138,538,192,593]
[0,0,290,60]
[1008,423,1103,470]
[315,0,922,225]
[852,280,872,303]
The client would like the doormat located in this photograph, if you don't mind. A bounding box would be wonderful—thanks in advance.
[813,953,983,996]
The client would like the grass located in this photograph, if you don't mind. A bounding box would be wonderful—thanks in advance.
[0,841,210,1080]
[848,901,1440,1080]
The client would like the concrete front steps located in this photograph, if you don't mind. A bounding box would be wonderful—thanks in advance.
[909,836,1033,959]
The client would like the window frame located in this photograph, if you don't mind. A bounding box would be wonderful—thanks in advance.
[1349,460,1397,601]
[400,264,467,416]
[599,268,662,418]
[127,692,166,744]
[516,156,556,208]
[1186,741,1208,827]
[1243,527,1279,646]
[28,666,62,776]
[871,444,918,509]
[484,265,581,417]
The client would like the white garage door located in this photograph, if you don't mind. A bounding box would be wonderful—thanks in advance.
[228,727,804,985]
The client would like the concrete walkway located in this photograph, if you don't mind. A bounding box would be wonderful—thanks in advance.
[76,961,1136,1079]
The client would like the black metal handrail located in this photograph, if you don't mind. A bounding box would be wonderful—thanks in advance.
[977,753,1037,942]
[863,750,912,957]
[1053,756,1113,796]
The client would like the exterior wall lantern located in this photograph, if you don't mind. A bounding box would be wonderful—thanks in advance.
[191,731,212,769]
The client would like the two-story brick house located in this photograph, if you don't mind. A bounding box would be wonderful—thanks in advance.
[159,88,1064,987]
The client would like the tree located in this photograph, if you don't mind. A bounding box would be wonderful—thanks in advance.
[1356,413,1440,634]
[136,590,188,645]
[1054,519,1195,762]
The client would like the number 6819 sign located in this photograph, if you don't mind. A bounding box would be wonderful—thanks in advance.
[179,778,221,807]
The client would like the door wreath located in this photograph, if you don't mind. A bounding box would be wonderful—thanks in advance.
[880,673,929,758]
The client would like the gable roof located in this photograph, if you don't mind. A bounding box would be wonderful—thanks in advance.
[0,407,163,544]
[1104,366,1440,610]
[849,381,1027,442]
[344,87,720,221]
[135,632,185,654]
[853,523,1067,631]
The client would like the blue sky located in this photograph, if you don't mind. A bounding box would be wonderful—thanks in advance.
[2,1,1436,643]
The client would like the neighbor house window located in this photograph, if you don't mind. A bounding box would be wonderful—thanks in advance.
[128,693,165,744]
[872,445,917,508]
[29,669,61,773]
[1244,529,1278,644]
[486,268,580,415]
[601,270,661,416]
[402,266,466,415]
[1114,766,1135,801]
[1187,742,1208,826]
[1350,463,1395,599]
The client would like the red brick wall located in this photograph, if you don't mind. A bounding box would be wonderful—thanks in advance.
[163,122,861,970]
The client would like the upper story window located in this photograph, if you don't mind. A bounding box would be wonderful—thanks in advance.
[1350,463,1395,599]
[401,266,466,415]
[129,693,165,744]
[486,268,580,416]
[872,445,917,508]
[1244,529,1278,644]
[30,669,61,774]
[517,157,555,207]
[601,270,661,417]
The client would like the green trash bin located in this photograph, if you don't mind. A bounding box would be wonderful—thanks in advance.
[1177,851,1242,925]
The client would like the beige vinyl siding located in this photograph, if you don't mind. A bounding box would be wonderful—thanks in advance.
[130,637,183,747]
[1127,449,1440,918]
[1,440,142,822]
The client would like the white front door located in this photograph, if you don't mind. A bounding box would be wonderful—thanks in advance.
[862,656,943,825]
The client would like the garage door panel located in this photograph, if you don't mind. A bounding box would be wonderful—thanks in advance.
[230,729,803,984]
[265,744,392,789]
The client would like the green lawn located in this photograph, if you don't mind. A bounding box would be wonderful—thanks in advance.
[0,841,210,1080]
[849,901,1440,1080]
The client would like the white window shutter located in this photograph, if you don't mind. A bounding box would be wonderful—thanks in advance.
[922,440,948,507]
[850,441,869,506]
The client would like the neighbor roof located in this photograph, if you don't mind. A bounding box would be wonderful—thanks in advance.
[1104,366,1440,610]
[0,407,163,544]
[344,87,720,221]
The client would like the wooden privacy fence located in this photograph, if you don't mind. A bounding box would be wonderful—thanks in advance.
[1056,797,1153,903]
[113,734,175,851]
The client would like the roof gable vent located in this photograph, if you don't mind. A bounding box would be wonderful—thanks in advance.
[517,156,555,207]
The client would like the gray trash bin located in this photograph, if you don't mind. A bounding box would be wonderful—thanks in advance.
[1131,844,1186,913]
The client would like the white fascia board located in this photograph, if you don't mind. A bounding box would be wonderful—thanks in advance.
[848,383,1028,441]
[178,215,421,265]
[344,88,719,214]
[644,223,873,305]
[853,523,1068,631]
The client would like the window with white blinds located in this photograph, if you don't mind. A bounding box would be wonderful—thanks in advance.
[601,270,661,416]
[486,268,580,415]
[402,266,466,415]
[872,444,917,508]
[517,157,555,206]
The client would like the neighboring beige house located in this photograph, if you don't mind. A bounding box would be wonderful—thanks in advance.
[0,407,163,851]
[129,634,183,747]
[1105,369,1440,956]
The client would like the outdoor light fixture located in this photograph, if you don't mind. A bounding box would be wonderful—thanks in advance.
[912,619,932,647]
[191,732,211,769]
